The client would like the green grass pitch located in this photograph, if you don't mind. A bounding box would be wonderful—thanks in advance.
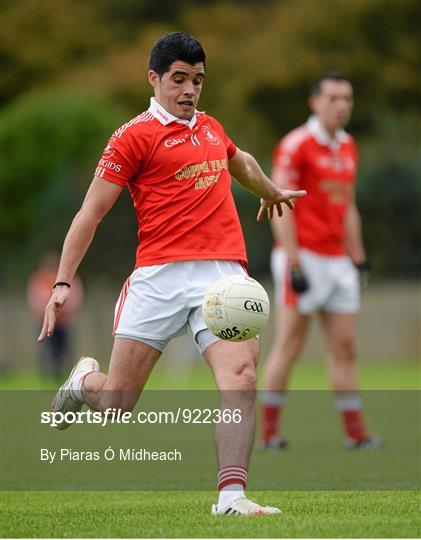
[1,360,420,538]
[1,491,420,538]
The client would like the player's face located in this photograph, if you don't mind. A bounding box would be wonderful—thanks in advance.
[310,80,353,134]
[148,61,205,120]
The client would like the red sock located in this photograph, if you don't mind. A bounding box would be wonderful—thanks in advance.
[217,465,248,491]
[262,404,281,443]
[341,410,368,441]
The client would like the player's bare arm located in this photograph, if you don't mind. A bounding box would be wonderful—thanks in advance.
[344,192,366,265]
[270,200,300,266]
[38,177,123,342]
[228,148,306,221]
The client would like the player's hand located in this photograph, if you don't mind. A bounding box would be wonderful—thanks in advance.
[355,260,370,290]
[38,285,71,342]
[257,189,307,222]
[290,264,309,293]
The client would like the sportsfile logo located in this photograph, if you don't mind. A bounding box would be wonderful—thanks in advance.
[244,300,263,313]
[40,407,242,427]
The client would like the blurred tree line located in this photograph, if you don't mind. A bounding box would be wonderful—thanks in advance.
[1,0,420,284]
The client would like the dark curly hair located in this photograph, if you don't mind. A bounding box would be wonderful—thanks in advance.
[149,32,206,76]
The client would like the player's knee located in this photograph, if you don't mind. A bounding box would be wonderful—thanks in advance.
[338,336,357,361]
[280,345,300,365]
[236,362,257,390]
[278,332,302,361]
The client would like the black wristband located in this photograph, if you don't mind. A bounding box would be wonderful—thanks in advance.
[52,281,71,290]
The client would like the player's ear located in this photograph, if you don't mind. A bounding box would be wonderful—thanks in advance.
[148,70,160,89]
[308,95,317,114]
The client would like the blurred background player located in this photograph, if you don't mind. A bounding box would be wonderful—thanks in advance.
[27,252,84,381]
[38,32,305,515]
[261,73,381,450]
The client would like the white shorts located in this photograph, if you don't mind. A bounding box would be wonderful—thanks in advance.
[271,247,360,314]
[113,260,247,353]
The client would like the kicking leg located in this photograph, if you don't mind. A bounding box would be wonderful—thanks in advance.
[83,337,161,412]
[51,338,161,429]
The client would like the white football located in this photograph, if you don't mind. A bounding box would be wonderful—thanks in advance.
[202,274,270,341]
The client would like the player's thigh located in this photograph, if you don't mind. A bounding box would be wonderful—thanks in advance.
[113,265,189,342]
[325,255,360,313]
[298,249,336,312]
[103,337,161,394]
[204,338,259,390]
[274,305,311,356]
[319,311,357,359]
[270,247,289,306]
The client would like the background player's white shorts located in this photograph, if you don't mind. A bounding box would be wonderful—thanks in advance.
[113,260,247,354]
[271,247,360,314]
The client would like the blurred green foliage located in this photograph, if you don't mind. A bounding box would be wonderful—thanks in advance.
[0,93,126,240]
[357,113,421,278]
[0,93,133,279]
[0,0,419,282]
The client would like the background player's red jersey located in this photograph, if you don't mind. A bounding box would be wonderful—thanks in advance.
[272,116,358,255]
[97,98,247,268]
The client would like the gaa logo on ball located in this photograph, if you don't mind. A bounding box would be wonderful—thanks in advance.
[202,274,270,341]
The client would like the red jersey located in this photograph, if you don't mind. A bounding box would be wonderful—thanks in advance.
[95,98,247,268]
[272,116,358,255]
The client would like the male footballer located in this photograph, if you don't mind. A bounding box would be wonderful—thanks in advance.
[261,73,381,450]
[39,32,306,515]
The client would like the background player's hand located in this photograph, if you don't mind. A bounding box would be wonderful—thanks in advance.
[257,189,307,222]
[355,260,370,290]
[38,285,70,342]
[290,264,309,293]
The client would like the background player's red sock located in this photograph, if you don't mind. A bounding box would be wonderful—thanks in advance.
[341,410,368,441]
[262,404,281,443]
[335,394,368,441]
[261,391,285,443]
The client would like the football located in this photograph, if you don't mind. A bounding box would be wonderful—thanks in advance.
[202,274,270,341]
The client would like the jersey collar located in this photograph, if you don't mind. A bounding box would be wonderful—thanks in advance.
[307,115,348,149]
[148,97,198,129]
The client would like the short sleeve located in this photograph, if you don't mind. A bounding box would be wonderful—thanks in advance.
[207,116,237,159]
[271,138,303,188]
[95,127,141,187]
[350,137,359,168]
